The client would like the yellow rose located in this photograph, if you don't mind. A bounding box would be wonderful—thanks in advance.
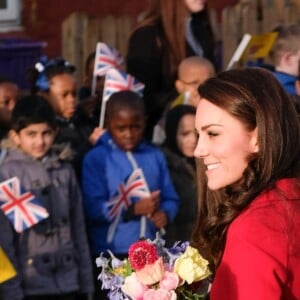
[174,246,211,284]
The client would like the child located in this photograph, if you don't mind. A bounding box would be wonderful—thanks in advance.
[28,56,102,180]
[0,95,93,300]
[82,90,179,298]
[270,24,300,96]
[81,90,179,256]
[161,105,198,247]
[0,77,19,141]
[173,56,215,108]
[152,56,215,145]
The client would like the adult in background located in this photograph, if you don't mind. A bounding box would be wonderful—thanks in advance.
[126,0,215,140]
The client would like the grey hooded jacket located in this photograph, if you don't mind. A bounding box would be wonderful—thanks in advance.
[0,142,94,299]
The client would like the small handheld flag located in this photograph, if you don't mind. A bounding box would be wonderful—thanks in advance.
[106,168,150,243]
[0,247,17,283]
[91,42,124,96]
[226,32,278,70]
[242,32,278,60]
[0,177,49,233]
[99,68,145,127]
[93,42,124,77]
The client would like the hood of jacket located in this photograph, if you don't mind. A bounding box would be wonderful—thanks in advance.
[0,138,73,169]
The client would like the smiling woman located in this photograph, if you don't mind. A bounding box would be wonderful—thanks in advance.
[192,67,300,300]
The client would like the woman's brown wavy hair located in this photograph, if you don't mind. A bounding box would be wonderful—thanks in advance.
[135,0,211,75]
[191,67,300,273]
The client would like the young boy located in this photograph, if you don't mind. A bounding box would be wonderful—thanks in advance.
[82,90,179,298]
[152,56,215,144]
[0,95,93,300]
[81,90,179,254]
[173,56,216,108]
[270,24,300,96]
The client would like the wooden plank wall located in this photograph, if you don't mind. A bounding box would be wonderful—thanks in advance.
[221,0,300,69]
[62,0,300,81]
[62,13,132,83]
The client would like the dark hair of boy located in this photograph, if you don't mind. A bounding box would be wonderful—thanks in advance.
[105,90,145,120]
[11,95,56,133]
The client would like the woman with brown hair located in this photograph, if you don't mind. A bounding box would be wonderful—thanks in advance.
[126,0,215,140]
[192,67,300,299]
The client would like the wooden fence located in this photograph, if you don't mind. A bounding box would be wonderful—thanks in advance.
[61,0,300,81]
[62,12,132,83]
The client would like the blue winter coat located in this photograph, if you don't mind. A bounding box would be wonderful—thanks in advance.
[0,143,94,299]
[273,71,298,96]
[81,132,179,256]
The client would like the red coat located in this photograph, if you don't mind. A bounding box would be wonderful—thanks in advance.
[210,178,300,300]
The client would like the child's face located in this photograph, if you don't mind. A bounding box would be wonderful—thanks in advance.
[108,109,145,151]
[0,82,19,111]
[176,113,197,157]
[176,65,212,107]
[47,73,78,119]
[11,123,56,159]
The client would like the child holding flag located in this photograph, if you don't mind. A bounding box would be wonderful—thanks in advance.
[0,95,93,300]
[81,90,179,299]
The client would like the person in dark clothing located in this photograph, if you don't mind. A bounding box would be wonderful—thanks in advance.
[161,104,198,246]
[126,0,215,140]
[27,56,102,180]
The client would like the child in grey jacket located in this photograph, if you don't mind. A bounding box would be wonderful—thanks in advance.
[0,95,93,300]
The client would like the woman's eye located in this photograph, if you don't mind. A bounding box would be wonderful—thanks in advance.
[208,131,218,137]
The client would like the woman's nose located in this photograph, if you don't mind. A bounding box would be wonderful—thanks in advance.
[194,137,209,158]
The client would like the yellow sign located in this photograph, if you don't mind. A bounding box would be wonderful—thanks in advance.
[0,247,17,283]
[243,32,278,59]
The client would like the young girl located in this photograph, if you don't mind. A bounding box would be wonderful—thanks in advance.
[28,56,102,180]
[192,67,300,299]
[162,105,197,246]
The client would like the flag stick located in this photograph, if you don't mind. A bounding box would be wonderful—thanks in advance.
[226,33,252,70]
[99,98,106,128]
[91,75,97,96]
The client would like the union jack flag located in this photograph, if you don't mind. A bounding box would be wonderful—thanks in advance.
[102,68,145,102]
[93,42,124,77]
[107,168,149,220]
[0,177,49,233]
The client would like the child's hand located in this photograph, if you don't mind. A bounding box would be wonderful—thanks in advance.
[134,190,160,216]
[88,127,106,145]
[188,90,201,107]
[149,210,167,229]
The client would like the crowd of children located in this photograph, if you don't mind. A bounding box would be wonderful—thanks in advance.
[0,19,299,300]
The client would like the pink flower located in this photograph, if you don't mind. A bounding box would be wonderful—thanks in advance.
[135,257,164,285]
[159,271,180,291]
[128,240,159,270]
[143,288,177,300]
[121,272,148,300]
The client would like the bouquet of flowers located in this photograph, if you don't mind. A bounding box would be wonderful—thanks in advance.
[96,235,211,300]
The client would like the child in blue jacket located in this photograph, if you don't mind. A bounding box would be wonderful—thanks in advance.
[81,90,179,259]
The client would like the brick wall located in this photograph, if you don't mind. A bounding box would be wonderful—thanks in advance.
[20,0,147,57]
